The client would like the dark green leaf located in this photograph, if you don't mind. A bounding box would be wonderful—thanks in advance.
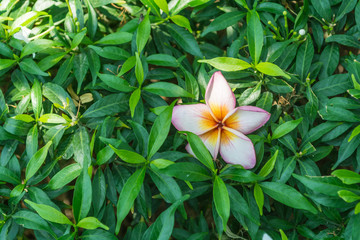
[115,166,146,234]
[247,10,263,65]
[213,176,230,229]
[25,141,52,181]
[260,181,318,214]
[82,93,129,118]
[25,199,73,225]
[73,170,92,222]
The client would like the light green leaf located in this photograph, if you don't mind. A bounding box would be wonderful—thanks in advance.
[24,199,73,225]
[25,141,52,181]
[198,57,251,71]
[256,62,290,79]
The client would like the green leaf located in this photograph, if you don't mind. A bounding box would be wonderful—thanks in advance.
[136,11,151,53]
[150,159,175,169]
[332,169,360,185]
[185,132,215,171]
[141,195,190,240]
[88,45,131,60]
[77,217,109,230]
[146,54,178,67]
[149,170,182,203]
[25,141,52,181]
[170,15,192,33]
[26,125,38,159]
[256,92,273,112]
[38,53,66,71]
[92,169,106,215]
[84,0,97,40]
[96,32,132,45]
[310,0,332,21]
[256,62,290,79]
[73,170,92,222]
[0,166,20,185]
[280,229,288,240]
[53,55,75,86]
[71,29,87,49]
[46,163,82,190]
[154,0,169,15]
[238,82,261,105]
[326,34,360,48]
[11,69,30,91]
[19,58,48,76]
[12,210,56,237]
[333,132,360,168]
[293,174,360,197]
[254,183,264,215]
[213,176,230,229]
[318,44,339,80]
[24,199,73,225]
[258,150,279,177]
[267,78,294,93]
[115,166,146,234]
[129,88,141,118]
[0,42,14,58]
[147,101,175,159]
[109,145,146,164]
[3,118,33,136]
[338,190,360,203]
[272,118,303,140]
[260,181,318,214]
[73,127,91,168]
[82,93,129,118]
[167,24,202,57]
[42,82,76,114]
[135,52,144,86]
[118,56,136,76]
[227,185,260,225]
[198,57,251,71]
[73,52,89,93]
[143,82,194,98]
[39,114,67,124]
[30,79,42,120]
[97,73,134,92]
[21,39,60,58]
[356,202,360,214]
[0,59,16,71]
[161,162,212,181]
[220,166,264,183]
[313,74,351,97]
[13,114,35,123]
[201,11,245,37]
[295,36,314,81]
[247,10,263,65]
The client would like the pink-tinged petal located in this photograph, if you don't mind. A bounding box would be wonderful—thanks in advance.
[205,71,236,121]
[186,128,221,160]
[172,104,217,135]
[224,106,270,134]
[220,127,256,169]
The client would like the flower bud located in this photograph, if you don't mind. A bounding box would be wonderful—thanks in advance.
[299,29,306,36]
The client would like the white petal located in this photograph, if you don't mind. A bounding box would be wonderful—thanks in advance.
[219,127,256,169]
[205,71,236,121]
[172,104,217,135]
[224,106,270,134]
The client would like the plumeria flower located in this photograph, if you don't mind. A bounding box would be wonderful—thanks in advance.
[172,71,270,169]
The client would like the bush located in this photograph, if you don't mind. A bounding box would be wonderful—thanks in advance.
[1,0,360,239]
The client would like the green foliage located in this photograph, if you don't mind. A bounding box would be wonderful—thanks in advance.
[1,0,360,239]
